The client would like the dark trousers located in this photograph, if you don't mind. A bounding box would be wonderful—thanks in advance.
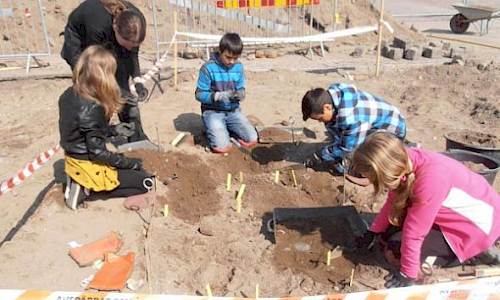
[92,169,152,199]
[384,226,459,267]
[118,103,149,142]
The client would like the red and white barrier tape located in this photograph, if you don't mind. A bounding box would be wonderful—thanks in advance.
[0,276,499,300]
[0,144,60,197]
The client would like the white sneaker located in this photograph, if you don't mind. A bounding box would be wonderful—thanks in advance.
[64,176,88,210]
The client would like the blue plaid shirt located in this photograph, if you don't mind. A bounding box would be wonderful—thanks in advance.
[195,53,245,112]
[321,83,406,171]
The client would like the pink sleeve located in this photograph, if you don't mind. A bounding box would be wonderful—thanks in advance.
[370,191,395,233]
[399,169,451,278]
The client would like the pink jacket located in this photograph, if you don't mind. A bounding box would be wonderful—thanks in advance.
[370,148,500,278]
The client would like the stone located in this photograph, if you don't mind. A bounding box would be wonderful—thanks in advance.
[477,61,492,71]
[448,46,466,59]
[403,48,418,60]
[429,41,438,47]
[410,24,419,32]
[255,49,265,58]
[264,49,278,58]
[383,46,403,60]
[442,42,451,51]
[181,47,198,59]
[300,277,315,293]
[422,47,435,58]
[392,37,409,50]
[451,55,465,66]
[374,40,388,51]
[350,47,364,58]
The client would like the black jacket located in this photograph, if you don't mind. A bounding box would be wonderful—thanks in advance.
[61,0,144,91]
[59,87,138,169]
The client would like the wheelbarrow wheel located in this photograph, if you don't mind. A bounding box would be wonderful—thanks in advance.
[450,13,470,33]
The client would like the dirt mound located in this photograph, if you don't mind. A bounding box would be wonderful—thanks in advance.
[127,150,221,224]
[447,130,499,148]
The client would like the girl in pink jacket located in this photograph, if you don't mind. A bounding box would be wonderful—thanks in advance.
[351,132,500,288]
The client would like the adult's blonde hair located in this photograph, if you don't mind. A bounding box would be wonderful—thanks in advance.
[73,45,123,119]
[351,132,415,226]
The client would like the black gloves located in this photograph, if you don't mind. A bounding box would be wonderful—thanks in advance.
[304,152,322,168]
[112,122,136,138]
[355,230,377,250]
[229,90,244,102]
[135,83,149,102]
[384,271,416,288]
[126,158,143,171]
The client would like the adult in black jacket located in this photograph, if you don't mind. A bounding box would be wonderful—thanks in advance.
[61,0,149,142]
[59,45,152,210]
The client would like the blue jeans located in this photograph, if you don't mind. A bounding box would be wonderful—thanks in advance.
[202,109,258,149]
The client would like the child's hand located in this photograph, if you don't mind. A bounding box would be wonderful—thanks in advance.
[229,90,244,102]
[214,91,233,103]
[355,230,377,249]
[384,272,416,288]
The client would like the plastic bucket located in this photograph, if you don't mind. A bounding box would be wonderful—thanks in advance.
[442,149,500,185]
[444,130,500,162]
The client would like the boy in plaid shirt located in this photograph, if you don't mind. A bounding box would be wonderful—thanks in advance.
[301,83,407,174]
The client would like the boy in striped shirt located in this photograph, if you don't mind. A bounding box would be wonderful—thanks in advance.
[195,33,258,153]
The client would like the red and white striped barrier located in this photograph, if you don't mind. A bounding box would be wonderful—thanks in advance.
[0,276,499,300]
[0,144,60,197]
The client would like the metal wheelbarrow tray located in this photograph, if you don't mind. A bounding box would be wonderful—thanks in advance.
[450,4,500,34]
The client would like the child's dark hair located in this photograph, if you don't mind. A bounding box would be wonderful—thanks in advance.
[219,33,243,55]
[301,88,332,121]
[101,0,146,44]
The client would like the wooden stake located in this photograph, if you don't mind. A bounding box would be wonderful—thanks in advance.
[236,184,246,213]
[375,0,385,77]
[206,283,213,297]
[239,171,243,183]
[226,173,232,191]
[255,283,259,299]
[173,11,178,87]
[326,250,331,266]
[349,268,355,287]
[163,204,169,217]
[171,132,187,147]
[291,170,298,187]
[274,170,280,184]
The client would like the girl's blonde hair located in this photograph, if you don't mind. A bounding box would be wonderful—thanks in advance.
[73,45,123,119]
[351,132,415,226]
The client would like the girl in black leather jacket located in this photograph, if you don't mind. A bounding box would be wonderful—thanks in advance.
[61,0,149,142]
[59,45,153,209]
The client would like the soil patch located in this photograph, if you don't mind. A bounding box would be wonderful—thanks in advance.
[126,150,220,224]
[462,161,489,173]
[447,131,500,148]
[258,127,295,143]
[274,217,356,285]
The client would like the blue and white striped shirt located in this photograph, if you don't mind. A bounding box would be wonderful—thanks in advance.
[195,54,245,111]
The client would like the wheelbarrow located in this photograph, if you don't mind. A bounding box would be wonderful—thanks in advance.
[450,4,500,35]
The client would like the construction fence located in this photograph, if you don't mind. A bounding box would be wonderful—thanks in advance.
[0,0,51,72]
[151,0,349,59]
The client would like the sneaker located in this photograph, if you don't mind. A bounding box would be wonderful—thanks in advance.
[478,244,500,265]
[64,176,88,210]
